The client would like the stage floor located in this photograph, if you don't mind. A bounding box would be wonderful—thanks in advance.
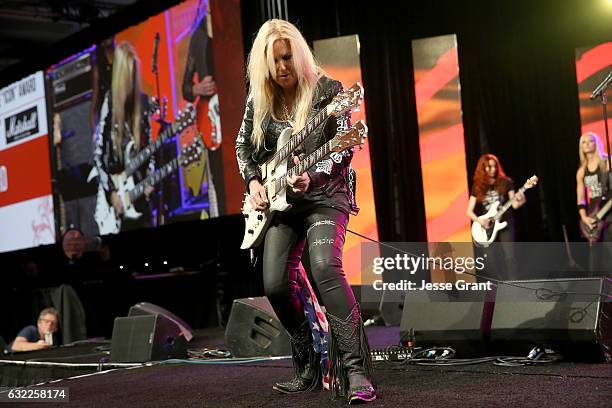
[1,326,611,407]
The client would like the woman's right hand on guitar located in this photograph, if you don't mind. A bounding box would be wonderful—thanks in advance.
[193,76,217,97]
[478,218,491,229]
[249,179,268,211]
[581,214,596,229]
[111,191,125,217]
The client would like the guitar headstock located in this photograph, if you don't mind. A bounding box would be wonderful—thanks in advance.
[330,82,364,117]
[524,175,538,190]
[173,104,197,133]
[330,120,367,153]
[180,135,203,168]
[150,96,168,120]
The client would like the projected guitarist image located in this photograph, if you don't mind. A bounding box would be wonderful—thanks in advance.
[235,20,375,404]
[93,42,155,232]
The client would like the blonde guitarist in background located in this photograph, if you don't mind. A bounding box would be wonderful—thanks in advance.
[466,154,525,280]
[576,132,612,275]
[576,132,611,241]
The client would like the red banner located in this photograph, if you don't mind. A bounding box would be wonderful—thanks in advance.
[0,135,52,207]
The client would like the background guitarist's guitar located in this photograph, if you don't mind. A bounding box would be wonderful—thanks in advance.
[579,199,612,243]
[195,94,222,151]
[471,175,538,247]
[241,121,367,249]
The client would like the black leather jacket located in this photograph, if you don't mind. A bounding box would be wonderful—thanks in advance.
[235,76,358,215]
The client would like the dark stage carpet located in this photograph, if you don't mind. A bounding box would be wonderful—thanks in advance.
[1,326,611,407]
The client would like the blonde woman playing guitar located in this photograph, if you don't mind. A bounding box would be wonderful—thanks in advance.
[235,20,375,404]
[576,132,612,244]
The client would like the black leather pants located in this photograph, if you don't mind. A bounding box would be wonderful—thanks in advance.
[262,205,356,333]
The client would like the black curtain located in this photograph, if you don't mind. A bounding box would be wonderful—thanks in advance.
[456,1,579,241]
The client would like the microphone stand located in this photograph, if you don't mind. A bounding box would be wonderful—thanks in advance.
[152,32,164,121]
[151,32,169,226]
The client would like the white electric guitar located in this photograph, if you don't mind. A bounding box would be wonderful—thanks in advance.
[95,108,198,235]
[239,83,364,248]
[471,175,538,247]
[256,83,363,189]
[241,121,367,249]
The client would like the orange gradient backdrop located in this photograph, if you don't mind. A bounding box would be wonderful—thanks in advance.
[314,36,379,285]
[412,35,471,243]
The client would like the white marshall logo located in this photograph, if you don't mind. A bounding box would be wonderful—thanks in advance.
[4,106,39,144]
[7,111,37,138]
[0,165,7,193]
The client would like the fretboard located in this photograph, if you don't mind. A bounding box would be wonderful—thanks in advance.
[273,138,335,194]
[596,199,612,220]
[129,158,179,202]
[125,122,178,177]
[270,108,329,165]
[494,185,527,221]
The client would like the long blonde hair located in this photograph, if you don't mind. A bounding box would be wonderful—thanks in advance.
[246,19,323,150]
[111,41,143,163]
[579,131,609,173]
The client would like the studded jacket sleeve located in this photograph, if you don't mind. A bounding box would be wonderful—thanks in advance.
[235,94,261,191]
[305,109,353,193]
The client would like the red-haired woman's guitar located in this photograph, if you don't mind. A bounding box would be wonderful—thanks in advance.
[471,176,538,247]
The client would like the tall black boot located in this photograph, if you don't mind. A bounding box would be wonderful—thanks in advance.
[273,320,322,394]
[327,304,376,404]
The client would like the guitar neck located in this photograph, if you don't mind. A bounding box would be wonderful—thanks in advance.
[596,198,612,220]
[272,138,335,194]
[129,158,178,203]
[270,108,330,165]
[124,123,177,177]
[494,185,527,220]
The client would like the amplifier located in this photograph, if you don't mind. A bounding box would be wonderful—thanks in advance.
[491,277,612,362]
[49,51,93,110]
